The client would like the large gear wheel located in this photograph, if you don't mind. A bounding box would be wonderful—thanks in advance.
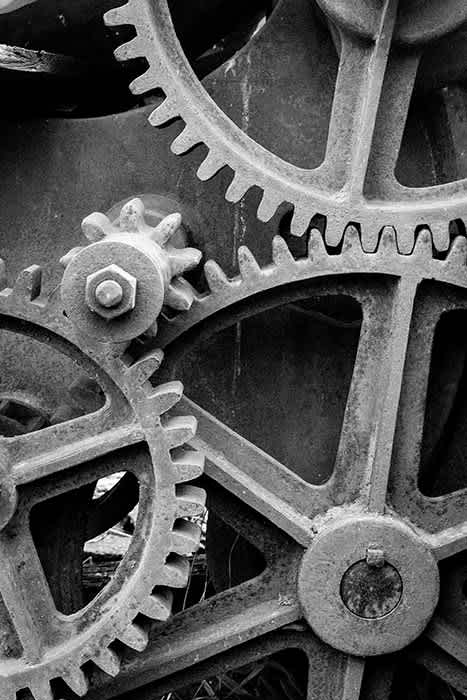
[85,227,467,698]
[105,0,467,253]
[0,260,205,699]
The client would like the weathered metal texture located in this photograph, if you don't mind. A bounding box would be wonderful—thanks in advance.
[0,260,206,699]
[77,230,467,699]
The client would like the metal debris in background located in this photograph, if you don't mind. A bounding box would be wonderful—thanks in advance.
[0,0,467,699]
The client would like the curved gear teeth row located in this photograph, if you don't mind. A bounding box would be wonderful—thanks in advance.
[157,226,467,349]
[0,261,206,700]
[105,2,462,250]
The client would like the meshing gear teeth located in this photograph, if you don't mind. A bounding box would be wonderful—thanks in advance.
[104,0,467,254]
[0,261,205,700]
[156,227,467,348]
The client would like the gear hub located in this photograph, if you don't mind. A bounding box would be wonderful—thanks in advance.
[298,514,440,656]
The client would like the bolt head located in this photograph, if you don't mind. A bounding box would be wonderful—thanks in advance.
[85,264,137,319]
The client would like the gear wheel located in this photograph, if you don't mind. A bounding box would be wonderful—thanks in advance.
[0,260,205,700]
[83,226,467,699]
[105,0,467,253]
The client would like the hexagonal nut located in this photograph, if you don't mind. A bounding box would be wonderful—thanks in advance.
[85,264,137,319]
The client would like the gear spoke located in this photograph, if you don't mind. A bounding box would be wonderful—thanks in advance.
[410,641,467,695]
[88,584,301,699]
[333,277,417,512]
[0,521,59,662]
[181,396,316,546]
[425,616,467,668]
[7,409,143,490]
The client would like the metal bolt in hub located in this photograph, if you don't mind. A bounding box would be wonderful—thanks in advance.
[94,279,124,308]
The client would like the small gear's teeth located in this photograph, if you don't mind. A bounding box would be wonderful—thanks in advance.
[197,152,225,181]
[114,36,144,62]
[257,192,281,222]
[160,554,190,587]
[81,211,113,242]
[290,206,311,237]
[13,264,42,301]
[130,68,158,96]
[377,226,399,255]
[169,248,202,276]
[118,622,148,652]
[140,589,173,621]
[428,221,450,252]
[165,277,196,311]
[63,668,88,697]
[175,484,206,518]
[412,226,433,259]
[171,519,202,555]
[164,415,197,448]
[307,227,327,259]
[272,235,294,266]
[341,224,362,253]
[119,197,147,233]
[172,447,205,482]
[238,246,261,280]
[60,246,85,268]
[104,2,132,26]
[394,224,415,254]
[149,97,179,127]
[171,126,201,155]
[204,260,230,292]
[149,380,183,413]
[445,234,467,269]
[152,212,183,245]
[93,647,121,677]
[128,349,164,385]
[29,679,54,700]
[225,174,251,203]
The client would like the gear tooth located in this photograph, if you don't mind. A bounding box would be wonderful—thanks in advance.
[445,234,467,269]
[118,622,148,652]
[130,67,158,95]
[128,349,164,385]
[225,174,251,203]
[172,447,205,482]
[81,211,113,242]
[0,257,7,288]
[114,36,144,61]
[165,277,196,311]
[149,97,179,126]
[13,264,42,301]
[272,236,294,266]
[93,647,121,677]
[149,380,183,413]
[360,222,379,253]
[197,152,225,181]
[238,246,261,280]
[412,226,433,259]
[63,668,88,697]
[257,192,281,222]
[104,2,132,26]
[29,679,54,700]
[394,224,414,254]
[324,216,345,247]
[175,484,206,518]
[290,206,311,237]
[161,554,190,587]
[164,415,197,448]
[140,589,173,621]
[119,197,147,233]
[169,248,202,276]
[429,221,450,252]
[307,228,327,259]
[171,519,202,555]
[342,224,362,253]
[171,126,201,155]
[204,260,230,292]
[151,212,183,245]
[377,226,399,255]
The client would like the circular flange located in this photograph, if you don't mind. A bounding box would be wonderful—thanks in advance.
[298,513,439,656]
[0,449,16,530]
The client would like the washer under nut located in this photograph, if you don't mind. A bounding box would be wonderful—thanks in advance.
[60,197,202,342]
